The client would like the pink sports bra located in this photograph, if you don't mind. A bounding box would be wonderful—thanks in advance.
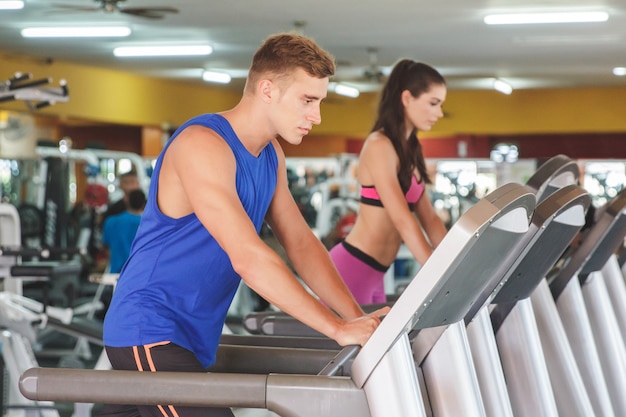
[360,175,425,210]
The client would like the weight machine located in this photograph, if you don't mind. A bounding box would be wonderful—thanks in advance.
[1,72,69,110]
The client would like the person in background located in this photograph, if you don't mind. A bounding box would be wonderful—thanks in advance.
[329,59,449,305]
[94,171,141,268]
[101,32,389,417]
[103,170,141,222]
[102,189,146,273]
[70,182,109,270]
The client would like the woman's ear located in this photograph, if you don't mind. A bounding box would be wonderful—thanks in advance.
[401,89,413,107]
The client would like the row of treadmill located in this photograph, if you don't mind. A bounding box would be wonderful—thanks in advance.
[18,154,626,417]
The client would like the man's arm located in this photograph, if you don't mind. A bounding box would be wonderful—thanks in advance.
[163,127,384,346]
[265,139,365,320]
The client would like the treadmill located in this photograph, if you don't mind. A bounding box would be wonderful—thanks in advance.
[548,187,626,416]
[240,155,592,416]
[20,182,534,417]
[457,154,592,417]
[482,189,595,417]
[236,155,593,416]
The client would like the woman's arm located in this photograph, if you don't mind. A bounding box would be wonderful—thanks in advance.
[415,190,448,248]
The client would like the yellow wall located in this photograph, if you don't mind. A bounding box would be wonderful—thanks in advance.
[433,87,626,136]
[2,54,626,140]
[0,55,240,127]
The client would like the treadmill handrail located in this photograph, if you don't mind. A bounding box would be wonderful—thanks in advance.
[20,367,268,408]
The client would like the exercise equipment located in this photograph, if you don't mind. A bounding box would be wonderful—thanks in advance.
[0,268,84,417]
[0,72,69,110]
[0,292,104,417]
[423,155,587,417]
[601,254,626,339]
[465,154,596,417]
[1,205,67,417]
[242,154,594,416]
[1,202,108,417]
[548,187,626,416]
[1,203,83,298]
[482,184,592,417]
[19,181,534,417]
[1,202,23,294]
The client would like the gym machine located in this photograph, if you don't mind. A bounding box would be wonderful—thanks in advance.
[548,186,626,416]
[242,154,592,416]
[0,72,69,110]
[1,202,106,417]
[479,191,594,417]
[20,182,534,417]
[462,154,596,417]
[424,155,588,417]
[1,203,73,417]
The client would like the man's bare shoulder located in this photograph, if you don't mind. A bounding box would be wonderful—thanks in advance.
[175,124,224,144]
[159,124,236,217]
[167,124,233,160]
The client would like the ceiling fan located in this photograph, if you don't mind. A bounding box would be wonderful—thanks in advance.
[362,47,386,84]
[51,0,179,19]
[333,47,389,94]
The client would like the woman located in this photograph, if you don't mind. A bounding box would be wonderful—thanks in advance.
[329,59,448,304]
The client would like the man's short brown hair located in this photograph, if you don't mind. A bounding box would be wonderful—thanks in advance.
[245,32,335,93]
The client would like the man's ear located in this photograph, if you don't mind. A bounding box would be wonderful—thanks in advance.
[259,79,274,103]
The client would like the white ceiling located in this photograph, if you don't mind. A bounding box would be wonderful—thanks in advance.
[1,0,625,93]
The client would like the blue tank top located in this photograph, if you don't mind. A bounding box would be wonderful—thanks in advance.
[103,113,278,367]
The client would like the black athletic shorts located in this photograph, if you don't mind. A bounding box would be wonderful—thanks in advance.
[99,342,234,417]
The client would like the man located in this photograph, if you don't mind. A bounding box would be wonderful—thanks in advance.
[102,32,388,417]
[102,170,141,222]
[102,189,146,273]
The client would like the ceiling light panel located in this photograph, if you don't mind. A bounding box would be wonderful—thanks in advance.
[21,27,132,38]
[493,79,513,95]
[333,83,360,98]
[0,1,23,10]
[114,45,213,57]
[484,11,609,25]
[202,70,231,84]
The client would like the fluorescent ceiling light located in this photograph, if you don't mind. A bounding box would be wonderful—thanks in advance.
[114,45,212,57]
[0,1,24,10]
[484,11,609,25]
[334,83,360,98]
[21,26,131,38]
[493,79,513,95]
[202,70,231,84]
[513,34,620,46]
[613,67,626,76]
